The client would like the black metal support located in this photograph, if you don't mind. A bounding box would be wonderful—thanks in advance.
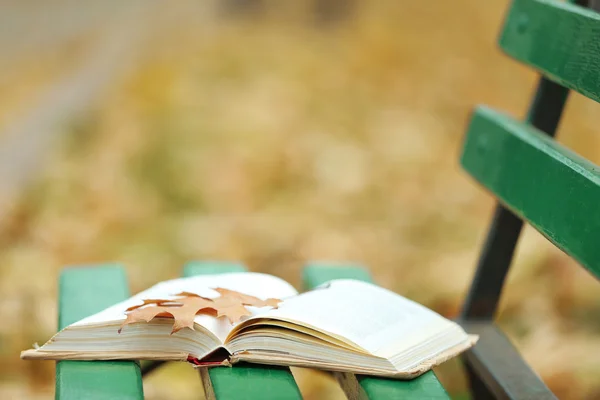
[584,0,600,12]
[460,206,523,320]
[462,322,558,400]
[465,359,495,400]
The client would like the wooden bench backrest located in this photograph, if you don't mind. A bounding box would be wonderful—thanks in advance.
[501,0,600,103]
[462,0,600,320]
[462,106,600,279]
[459,0,600,397]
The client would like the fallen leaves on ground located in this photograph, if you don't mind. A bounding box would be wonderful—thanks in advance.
[119,289,282,334]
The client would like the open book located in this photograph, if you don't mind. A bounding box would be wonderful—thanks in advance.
[21,272,477,379]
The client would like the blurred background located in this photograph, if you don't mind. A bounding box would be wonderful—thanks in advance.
[1,0,600,398]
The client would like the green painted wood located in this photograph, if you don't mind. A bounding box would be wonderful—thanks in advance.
[183,261,302,400]
[183,261,247,277]
[56,264,144,400]
[462,106,600,279]
[358,375,451,400]
[303,263,372,289]
[303,262,450,399]
[499,0,600,103]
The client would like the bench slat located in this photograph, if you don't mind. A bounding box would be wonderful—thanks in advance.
[302,263,450,400]
[183,261,302,400]
[462,106,600,279]
[56,265,144,400]
[499,0,600,103]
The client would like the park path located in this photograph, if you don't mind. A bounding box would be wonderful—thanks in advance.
[0,0,160,223]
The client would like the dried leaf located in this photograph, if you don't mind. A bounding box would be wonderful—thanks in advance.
[173,291,212,301]
[119,296,216,334]
[119,288,282,334]
[119,306,172,332]
[211,296,253,323]
[212,287,282,308]
[125,299,174,312]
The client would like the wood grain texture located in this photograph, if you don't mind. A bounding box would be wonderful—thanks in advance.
[302,262,450,399]
[56,265,144,400]
[184,261,302,400]
[499,0,600,103]
[462,106,600,279]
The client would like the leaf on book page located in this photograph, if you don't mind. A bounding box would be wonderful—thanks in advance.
[119,297,217,334]
[211,296,253,324]
[172,291,213,301]
[118,289,282,334]
[212,287,282,308]
[125,299,173,312]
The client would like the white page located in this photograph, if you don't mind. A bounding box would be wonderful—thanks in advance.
[73,272,299,342]
[251,279,464,357]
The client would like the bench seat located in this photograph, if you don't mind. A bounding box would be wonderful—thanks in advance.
[56,265,144,400]
[56,262,450,399]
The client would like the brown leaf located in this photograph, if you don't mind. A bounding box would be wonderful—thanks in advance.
[125,299,174,312]
[173,291,212,301]
[211,296,253,323]
[119,289,282,334]
[119,296,216,334]
[118,307,173,332]
[212,288,282,308]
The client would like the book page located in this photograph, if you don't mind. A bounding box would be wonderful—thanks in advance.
[73,272,298,342]
[242,279,466,358]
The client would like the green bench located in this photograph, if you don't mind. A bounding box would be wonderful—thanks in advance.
[56,261,449,399]
[52,0,600,398]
